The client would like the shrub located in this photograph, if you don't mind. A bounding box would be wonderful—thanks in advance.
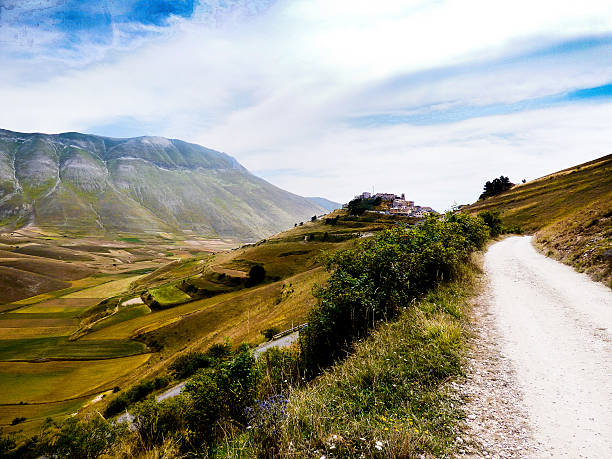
[247,265,266,286]
[206,341,233,360]
[169,352,212,379]
[39,416,125,458]
[10,417,25,426]
[104,376,171,417]
[261,327,280,341]
[132,395,191,448]
[184,345,261,449]
[257,346,303,398]
[0,429,16,457]
[478,210,504,237]
[300,214,489,373]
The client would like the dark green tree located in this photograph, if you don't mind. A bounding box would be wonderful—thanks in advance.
[479,176,513,199]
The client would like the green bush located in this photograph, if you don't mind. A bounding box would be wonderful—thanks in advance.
[0,429,16,457]
[104,376,170,417]
[184,345,261,449]
[478,210,504,237]
[132,395,191,448]
[246,265,266,287]
[257,346,304,398]
[300,214,489,373]
[261,327,280,341]
[169,352,212,379]
[39,416,125,458]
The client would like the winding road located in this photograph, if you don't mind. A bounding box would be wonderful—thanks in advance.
[479,236,612,457]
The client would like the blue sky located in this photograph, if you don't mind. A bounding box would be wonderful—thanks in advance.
[1,0,611,209]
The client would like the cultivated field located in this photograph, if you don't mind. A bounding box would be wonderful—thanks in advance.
[0,213,398,434]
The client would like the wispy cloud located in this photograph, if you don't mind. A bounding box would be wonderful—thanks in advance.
[0,0,611,209]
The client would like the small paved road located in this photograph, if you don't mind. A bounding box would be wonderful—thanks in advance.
[469,236,612,457]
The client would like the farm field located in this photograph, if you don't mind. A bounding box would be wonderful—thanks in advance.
[0,231,234,433]
[0,213,399,434]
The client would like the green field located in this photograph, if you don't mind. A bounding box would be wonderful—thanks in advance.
[89,304,151,332]
[148,284,192,307]
[0,336,146,361]
[62,274,144,299]
[0,354,151,405]
[14,297,102,315]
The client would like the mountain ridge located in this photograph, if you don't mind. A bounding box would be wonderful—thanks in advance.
[0,129,324,240]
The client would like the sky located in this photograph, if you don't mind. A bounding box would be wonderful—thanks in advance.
[1,0,611,210]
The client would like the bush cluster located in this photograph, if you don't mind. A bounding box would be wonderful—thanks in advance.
[347,196,382,215]
[300,213,489,373]
[1,212,494,457]
[168,341,233,379]
[479,175,513,199]
[478,210,523,237]
[104,376,170,417]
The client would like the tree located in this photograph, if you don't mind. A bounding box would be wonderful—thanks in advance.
[479,176,513,199]
[261,327,280,340]
[247,265,266,286]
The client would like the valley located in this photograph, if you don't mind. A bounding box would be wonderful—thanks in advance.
[0,212,403,435]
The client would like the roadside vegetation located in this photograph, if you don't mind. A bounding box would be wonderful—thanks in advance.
[0,212,495,457]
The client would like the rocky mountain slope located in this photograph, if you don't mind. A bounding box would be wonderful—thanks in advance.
[0,129,324,240]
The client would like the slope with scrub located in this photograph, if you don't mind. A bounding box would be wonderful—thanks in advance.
[466,154,612,286]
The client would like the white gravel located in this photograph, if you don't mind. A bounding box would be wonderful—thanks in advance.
[474,236,612,458]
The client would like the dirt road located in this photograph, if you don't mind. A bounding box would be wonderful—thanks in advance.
[467,236,612,457]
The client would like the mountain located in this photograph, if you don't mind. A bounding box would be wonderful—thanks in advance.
[306,196,342,212]
[0,129,325,240]
[466,154,611,286]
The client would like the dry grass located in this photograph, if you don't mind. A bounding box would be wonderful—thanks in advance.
[62,274,145,299]
[1,258,94,281]
[466,154,612,286]
[0,266,70,304]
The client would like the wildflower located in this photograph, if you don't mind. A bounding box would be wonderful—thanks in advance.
[375,440,383,450]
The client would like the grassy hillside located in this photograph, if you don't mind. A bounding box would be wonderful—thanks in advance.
[0,211,491,458]
[0,211,399,435]
[466,154,612,286]
[0,129,324,240]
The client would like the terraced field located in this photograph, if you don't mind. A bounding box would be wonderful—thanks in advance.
[0,213,399,434]
[0,231,230,433]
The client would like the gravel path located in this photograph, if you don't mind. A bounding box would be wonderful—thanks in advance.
[253,331,299,357]
[460,236,612,458]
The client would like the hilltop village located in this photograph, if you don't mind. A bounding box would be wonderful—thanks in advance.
[346,191,437,217]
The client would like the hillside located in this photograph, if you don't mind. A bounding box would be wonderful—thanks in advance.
[466,154,612,286]
[0,129,324,241]
[0,211,405,435]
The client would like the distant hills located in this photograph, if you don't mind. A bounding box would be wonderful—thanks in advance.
[466,154,611,286]
[306,196,342,212]
[0,129,325,240]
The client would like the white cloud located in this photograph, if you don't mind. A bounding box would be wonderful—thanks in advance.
[0,0,611,210]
